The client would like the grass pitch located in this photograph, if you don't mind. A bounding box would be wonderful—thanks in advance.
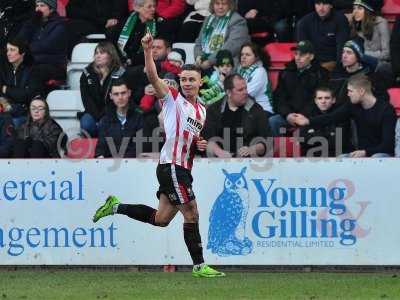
[0,270,399,300]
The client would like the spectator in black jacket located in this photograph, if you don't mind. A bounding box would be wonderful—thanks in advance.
[0,97,15,158]
[203,74,271,158]
[329,39,389,105]
[300,86,351,156]
[0,37,41,127]
[269,40,329,136]
[17,0,67,89]
[80,41,125,137]
[391,16,400,86]
[95,79,143,158]
[295,74,396,157]
[65,0,128,57]
[237,0,290,42]
[296,0,350,71]
[13,95,65,158]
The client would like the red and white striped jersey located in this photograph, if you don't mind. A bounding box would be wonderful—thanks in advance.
[159,90,206,170]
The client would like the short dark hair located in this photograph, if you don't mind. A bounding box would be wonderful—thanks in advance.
[110,78,129,90]
[154,37,171,49]
[314,85,334,98]
[223,73,245,91]
[180,64,202,75]
[7,37,29,55]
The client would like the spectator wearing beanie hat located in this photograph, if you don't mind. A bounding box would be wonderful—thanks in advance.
[17,0,67,92]
[349,0,390,68]
[160,48,186,76]
[329,38,390,105]
[200,50,234,105]
[36,0,57,10]
[297,0,350,71]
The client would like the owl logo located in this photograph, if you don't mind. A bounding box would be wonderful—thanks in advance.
[207,167,253,256]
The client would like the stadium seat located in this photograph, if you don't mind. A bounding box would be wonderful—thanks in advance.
[128,0,134,11]
[273,137,301,157]
[172,43,195,64]
[66,138,98,158]
[47,90,85,137]
[268,70,280,91]
[264,43,295,70]
[70,43,97,64]
[67,43,98,90]
[388,87,400,116]
[382,0,400,23]
[86,34,106,40]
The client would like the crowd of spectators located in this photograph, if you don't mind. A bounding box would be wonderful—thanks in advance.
[0,0,399,158]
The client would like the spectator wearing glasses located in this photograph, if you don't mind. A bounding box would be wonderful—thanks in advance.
[13,96,65,158]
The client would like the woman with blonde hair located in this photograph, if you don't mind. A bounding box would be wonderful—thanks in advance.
[194,0,250,71]
[79,41,125,137]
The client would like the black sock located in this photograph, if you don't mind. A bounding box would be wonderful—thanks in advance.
[117,204,157,225]
[183,223,204,265]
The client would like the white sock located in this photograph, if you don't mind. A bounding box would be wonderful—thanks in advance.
[112,204,119,214]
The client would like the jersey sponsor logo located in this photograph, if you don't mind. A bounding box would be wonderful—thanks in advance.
[186,117,203,135]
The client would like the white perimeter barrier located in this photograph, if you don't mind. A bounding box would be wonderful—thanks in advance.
[0,158,399,265]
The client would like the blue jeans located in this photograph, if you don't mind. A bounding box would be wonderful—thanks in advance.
[80,113,98,137]
[269,114,289,136]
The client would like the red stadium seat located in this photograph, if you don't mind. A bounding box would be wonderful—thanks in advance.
[382,0,400,22]
[388,88,400,116]
[251,32,269,39]
[66,138,98,158]
[128,0,134,11]
[273,137,301,157]
[57,0,69,17]
[268,70,280,91]
[264,43,295,70]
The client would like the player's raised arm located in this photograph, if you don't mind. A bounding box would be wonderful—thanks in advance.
[142,31,169,99]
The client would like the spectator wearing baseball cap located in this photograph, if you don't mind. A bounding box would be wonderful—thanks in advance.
[269,40,330,136]
[296,0,350,71]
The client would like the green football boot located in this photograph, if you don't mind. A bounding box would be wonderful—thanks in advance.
[192,264,226,278]
[92,195,120,223]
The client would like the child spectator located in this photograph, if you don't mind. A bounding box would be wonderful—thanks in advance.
[200,49,233,105]
[300,86,351,156]
[160,48,186,76]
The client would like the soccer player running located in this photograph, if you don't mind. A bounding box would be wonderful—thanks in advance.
[92,31,225,278]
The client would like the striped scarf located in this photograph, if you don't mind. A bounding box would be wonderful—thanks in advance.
[200,11,232,56]
[117,12,157,57]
